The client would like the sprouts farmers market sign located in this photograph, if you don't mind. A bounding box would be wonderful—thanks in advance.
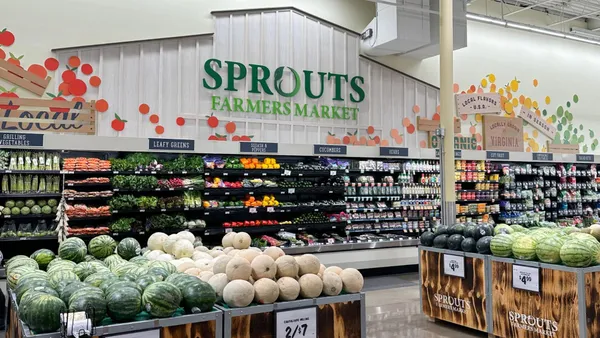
[203,59,365,120]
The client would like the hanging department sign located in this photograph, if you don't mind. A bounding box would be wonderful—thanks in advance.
[203,59,365,121]
[483,115,524,152]
[519,106,556,138]
[455,93,501,115]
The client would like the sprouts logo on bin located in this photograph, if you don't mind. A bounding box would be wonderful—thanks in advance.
[202,59,366,121]
[508,312,558,337]
[433,294,471,314]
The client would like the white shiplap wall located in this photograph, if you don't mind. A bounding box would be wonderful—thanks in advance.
[55,8,439,148]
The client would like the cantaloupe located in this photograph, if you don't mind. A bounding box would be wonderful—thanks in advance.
[146,250,164,260]
[233,232,251,249]
[251,255,277,280]
[296,254,320,276]
[163,234,180,254]
[254,278,279,304]
[177,230,196,244]
[173,239,194,259]
[210,250,225,258]
[226,256,252,281]
[223,247,234,254]
[318,264,326,277]
[194,259,214,272]
[194,246,210,253]
[148,232,168,251]
[248,276,255,284]
[208,273,229,302]
[298,274,323,298]
[249,247,262,253]
[223,280,254,307]
[277,277,300,301]
[324,266,343,275]
[238,249,261,263]
[340,268,364,293]
[193,251,213,261]
[213,255,233,274]
[176,261,196,272]
[227,249,240,257]
[263,247,285,261]
[276,256,299,278]
[199,271,214,282]
[321,272,342,296]
[184,267,202,276]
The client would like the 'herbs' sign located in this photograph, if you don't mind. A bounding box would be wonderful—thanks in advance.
[203,59,365,121]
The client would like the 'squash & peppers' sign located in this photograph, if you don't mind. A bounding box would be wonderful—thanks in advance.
[203,59,365,121]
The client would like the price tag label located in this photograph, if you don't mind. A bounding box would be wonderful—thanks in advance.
[267,207,275,212]
[139,209,145,213]
[181,171,187,174]
[244,172,249,176]
[225,192,230,195]
[223,172,228,176]
[276,307,316,338]
[443,254,465,278]
[249,191,254,195]
[161,209,166,212]
[169,188,174,191]
[113,171,119,174]
[284,170,292,176]
[288,188,295,194]
[262,173,267,176]
[512,265,540,292]
[113,210,119,214]
[249,208,257,214]
[225,228,233,233]
[113,188,119,192]
[134,171,141,174]
[67,183,73,186]
[330,170,337,176]
[68,198,74,201]
[184,207,189,211]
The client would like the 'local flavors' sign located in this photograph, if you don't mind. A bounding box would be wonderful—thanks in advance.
[455,93,501,115]
[483,115,523,152]
[203,59,365,121]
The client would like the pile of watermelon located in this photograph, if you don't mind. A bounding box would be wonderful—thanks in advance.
[420,222,494,254]
[490,224,600,267]
[5,232,217,334]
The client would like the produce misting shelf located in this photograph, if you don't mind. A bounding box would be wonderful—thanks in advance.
[205,169,331,177]
[2,214,56,219]
[0,235,57,242]
[0,193,62,198]
[203,186,345,196]
[202,205,346,215]
[0,170,62,175]
[111,207,204,214]
[112,187,201,192]
[214,222,345,234]
[347,217,437,223]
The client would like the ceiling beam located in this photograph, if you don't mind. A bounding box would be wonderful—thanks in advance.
[504,0,558,17]
[548,8,600,27]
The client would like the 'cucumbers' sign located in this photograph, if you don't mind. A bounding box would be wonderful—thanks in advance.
[203,59,365,121]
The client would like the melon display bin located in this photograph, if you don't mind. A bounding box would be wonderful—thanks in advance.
[6,290,223,338]
[215,292,366,338]
[419,246,491,334]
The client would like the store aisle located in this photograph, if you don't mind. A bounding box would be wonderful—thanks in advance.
[364,275,486,338]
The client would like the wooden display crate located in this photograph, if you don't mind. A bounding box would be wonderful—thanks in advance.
[489,256,600,338]
[216,293,365,338]
[419,246,490,333]
[6,291,222,338]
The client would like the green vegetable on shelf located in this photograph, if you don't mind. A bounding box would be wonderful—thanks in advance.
[24,175,31,192]
[109,195,138,210]
[17,175,24,193]
[39,176,46,192]
[2,176,8,193]
[109,217,136,232]
[136,196,158,209]
[24,152,31,170]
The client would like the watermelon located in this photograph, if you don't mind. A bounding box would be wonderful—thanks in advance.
[6,255,29,266]
[16,270,48,286]
[59,281,88,304]
[129,266,150,280]
[433,235,448,248]
[8,265,38,290]
[104,254,125,268]
[434,225,450,236]
[47,259,76,272]
[117,237,141,260]
[20,294,66,333]
[562,227,581,235]
[105,281,143,296]
[450,223,466,235]
[68,291,107,324]
[149,260,177,275]
[85,272,117,287]
[148,266,170,280]
[476,224,493,239]
[490,234,514,257]
[464,224,478,239]
[510,224,527,233]
[130,256,150,266]
[179,279,216,313]
[106,287,142,322]
[136,275,162,291]
[142,282,182,318]
[166,273,197,289]
[476,236,493,254]
[447,234,464,251]
[69,287,104,305]
[561,239,594,267]
[84,255,98,262]
[420,231,435,246]
[89,235,117,259]
[49,270,80,289]
[99,279,120,293]
[461,238,477,252]
[112,263,138,277]
[20,287,59,307]
[73,262,98,281]
[30,249,56,270]
[16,279,54,304]
[536,236,566,264]
[7,257,38,275]
[529,230,551,243]
[494,224,514,235]
[512,236,537,261]
[58,237,88,263]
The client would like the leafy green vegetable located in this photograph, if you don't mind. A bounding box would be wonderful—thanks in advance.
[109,195,138,210]
[109,218,136,232]
[136,196,158,209]
[112,175,157,190]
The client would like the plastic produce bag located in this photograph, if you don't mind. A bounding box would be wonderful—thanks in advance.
[0,221,17,238]
[34,220,49,235]
[17,222,33,237]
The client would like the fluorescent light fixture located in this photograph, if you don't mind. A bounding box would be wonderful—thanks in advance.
[467,13,600,46]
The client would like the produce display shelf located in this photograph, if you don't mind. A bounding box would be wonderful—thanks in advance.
[67,215,111,221]
[0,193,62,198]
[456,212,499,216]
[348,169,439,174]
[456,199,497,203]
[206,169,336,177]
[112,207,204,214]
[346,227,427,233]
[346,206,440,212]
[2,214,56,219]
[112,187,201,192]
[281,238,419,254]
[203,186,344,196]
[0,235,57,242]
[0,170,62,174]
[457,189,498,192]
[456,180,499,183]
[201,205,346,215]
[213,221,344,235]
[65,196,112,201]
[347,217,436,223]
[111,170,202,175]
[65,182,111,187]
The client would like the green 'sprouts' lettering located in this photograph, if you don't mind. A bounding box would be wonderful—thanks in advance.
[342,107,350,120]
[310,105,320,118]
[221,97,232,111]
[328,73,349,101]
[283,102,291,115]
[330,106,341,120]
[350,76,366,103]
[247,99,260,113]
[274,67,301,98]
[294,103,308,117]
[272,101,282,115]
[224,61,247,91]
[211,95,221,110]
[249,64,273,95]
[233,98,244,112]
[203,59,222,90]
[262,100,272,114]
[321,105,331,119]
[304,70,327,99]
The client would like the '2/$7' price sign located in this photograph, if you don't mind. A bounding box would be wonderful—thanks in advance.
[276,307,317,338]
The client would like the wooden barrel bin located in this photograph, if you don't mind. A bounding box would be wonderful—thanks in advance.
[216,293,366,338]
[419,246,490,333]
[489,256,600,338]
[6,291,223,338]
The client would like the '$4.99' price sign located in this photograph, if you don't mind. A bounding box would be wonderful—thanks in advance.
[275,307,317,338]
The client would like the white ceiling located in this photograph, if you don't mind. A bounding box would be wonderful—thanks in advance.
[489,0,600,27]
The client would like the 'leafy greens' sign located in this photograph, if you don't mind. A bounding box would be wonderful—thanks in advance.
[203,59,365,121]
